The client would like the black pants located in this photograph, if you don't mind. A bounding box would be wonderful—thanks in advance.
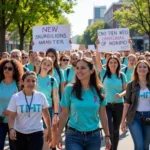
[106,103,123,150]
[0,123,14,150]
[12,131,43,150]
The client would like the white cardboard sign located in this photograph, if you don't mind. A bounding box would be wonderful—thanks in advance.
[88,45,95,50]
[71,44,80,50]
[98,28,130,52]
[32,24,71,52]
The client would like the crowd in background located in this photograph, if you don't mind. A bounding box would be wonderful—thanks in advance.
[0,41,150,150]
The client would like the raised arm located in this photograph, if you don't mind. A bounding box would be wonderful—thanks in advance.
[95,39,103,73]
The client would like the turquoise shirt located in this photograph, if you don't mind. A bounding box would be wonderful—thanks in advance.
[26,63,34,71]
[99,68,127,103]
[122,57,128,66]
[0,81,18,123]
[122,67,135,82]
[64,67,76,83]
[37,75,58,107]
[61,84,106,131]
[101,58,106,65]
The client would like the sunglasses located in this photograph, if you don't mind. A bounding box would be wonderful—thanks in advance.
[22,57,28,59]
[3,66,13,71]
[11,55,19,58]
[62,59,69,62]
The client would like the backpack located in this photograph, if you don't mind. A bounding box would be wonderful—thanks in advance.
[66,68,71,83]
[102,72,123,85]
[55,67,62,99]
[123,67,128,74]
[50,77,55,109]
[122,57,125,64]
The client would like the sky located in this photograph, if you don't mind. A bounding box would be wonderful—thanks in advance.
[66,0,119,36]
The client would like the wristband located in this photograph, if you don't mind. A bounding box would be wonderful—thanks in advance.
[9,128,14,132]
[54,113,59,115]
[105,135,110,138]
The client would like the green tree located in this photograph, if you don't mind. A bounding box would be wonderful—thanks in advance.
[0,0,20,53]
[12,0,74,50]
[83,21,107,47]
[114,0,150,50]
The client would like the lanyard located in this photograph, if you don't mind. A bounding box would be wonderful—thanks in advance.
[24,92,34,117]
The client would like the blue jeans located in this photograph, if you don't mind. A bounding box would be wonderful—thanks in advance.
[65,128,101,150]
[0,123,14,150]
[128,111,150,150]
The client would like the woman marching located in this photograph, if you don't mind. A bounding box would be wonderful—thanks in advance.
[121,60,150,150]
[95,40,127,150]
[0,59,23,150]
[57,57,111,150]
[37,57,59,150]
[7,71,52,150]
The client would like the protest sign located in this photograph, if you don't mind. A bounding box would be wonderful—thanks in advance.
[88,45,95,50]
[71,44,80,50]
[98,28,130,52]
[32,25,71,52]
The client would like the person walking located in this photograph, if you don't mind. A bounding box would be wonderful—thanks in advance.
[7,71,52,150]
[121,60,150,150]
[0,59,23,150]
[57,57,111,150]
[95,41,127,150]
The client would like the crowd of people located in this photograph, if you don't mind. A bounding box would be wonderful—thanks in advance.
[0,40,150,150]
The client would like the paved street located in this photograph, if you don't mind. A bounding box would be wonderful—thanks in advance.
[5,131,134,150]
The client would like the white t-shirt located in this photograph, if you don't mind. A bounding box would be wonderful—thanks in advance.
[7,90,49,134]
[136,88,150,112]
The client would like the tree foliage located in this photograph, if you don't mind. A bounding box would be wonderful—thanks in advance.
[0,0,20,52]
[77,21,108,46]
[114,0,150,49]
[12,0,74,50]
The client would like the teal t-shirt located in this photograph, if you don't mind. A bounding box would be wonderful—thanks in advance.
[64,67,76,83]
[101,58,106,65]
[0,81,18,123]
[99,68,127,103]
[122,57,128,66]
[61,84,106,131]
[122,67,135,82]
[26,63,34,71]
[37,75,58,107]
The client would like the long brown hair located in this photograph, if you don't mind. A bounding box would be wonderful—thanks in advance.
[106,55,121,78]
[72,57,104,101]
[132,60,150,83]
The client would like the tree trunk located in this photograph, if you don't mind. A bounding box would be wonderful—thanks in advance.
[19,33,24,50]
[0,28,6,53]
[148,34,150,52]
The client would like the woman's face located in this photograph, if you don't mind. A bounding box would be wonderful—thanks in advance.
[76,60,93,81]
[34,57,42,67]
[40,60,52,74]
[128,57,136,66]
[3,62,14,78]
[108,58,119,71]
[1,54,9,59]
[60,56,69,66]
[22,75,36,91]
[137,62,149,77]
[22,54,28,65]
[47,52,56,63]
